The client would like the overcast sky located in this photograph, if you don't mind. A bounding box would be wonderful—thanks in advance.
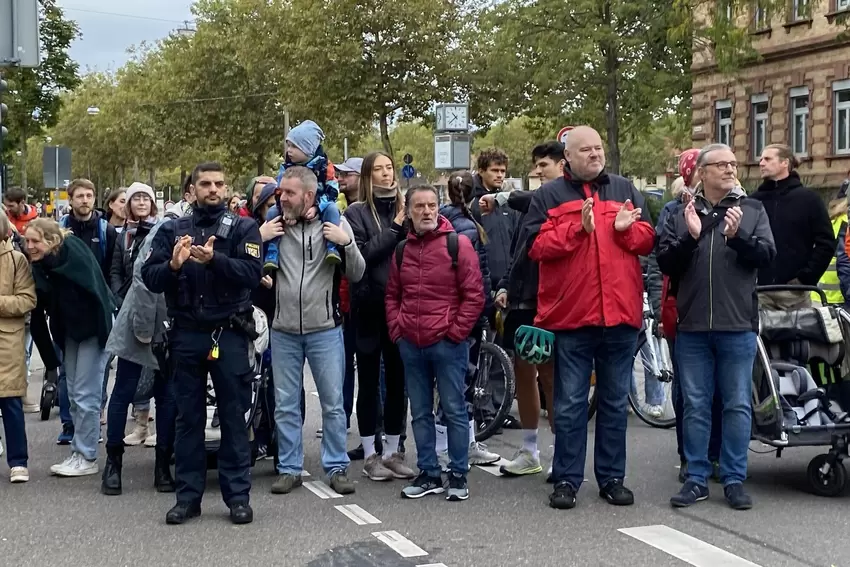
[57,1,195,72]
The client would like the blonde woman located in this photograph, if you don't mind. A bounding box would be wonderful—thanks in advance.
[25,218,115,477]
[0,209,38,483]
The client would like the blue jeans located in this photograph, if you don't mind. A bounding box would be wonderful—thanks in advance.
[272,327,349,477]
[677,331,756,487]
[398,338,469,478]
[64,336,110,461]
[0,397,28,467]
[106,358,175,451]
[552,325,638,490]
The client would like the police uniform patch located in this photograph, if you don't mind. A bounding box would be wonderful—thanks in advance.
[245,243,261,258]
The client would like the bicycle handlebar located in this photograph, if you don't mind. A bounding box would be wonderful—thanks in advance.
[756,284,827,306]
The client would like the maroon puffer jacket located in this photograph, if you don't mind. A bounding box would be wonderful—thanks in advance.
[386,216,485,348]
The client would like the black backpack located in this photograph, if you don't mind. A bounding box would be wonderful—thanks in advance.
[395,231,459,271]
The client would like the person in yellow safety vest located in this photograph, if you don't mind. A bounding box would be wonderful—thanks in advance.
[831,185,850,307]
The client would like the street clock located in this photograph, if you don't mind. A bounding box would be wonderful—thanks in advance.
[435,103,469,132]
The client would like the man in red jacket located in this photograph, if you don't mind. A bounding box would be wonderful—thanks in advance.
[524,126,655,510]
[386,185,484,502]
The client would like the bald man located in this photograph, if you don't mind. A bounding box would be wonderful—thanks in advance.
[522,126,655,510]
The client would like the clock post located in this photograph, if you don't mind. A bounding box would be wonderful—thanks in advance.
[434,103,472,200]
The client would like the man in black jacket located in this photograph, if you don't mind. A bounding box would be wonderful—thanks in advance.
[751,144,834,310]
[62,179,119,283]
[658,143,776,511]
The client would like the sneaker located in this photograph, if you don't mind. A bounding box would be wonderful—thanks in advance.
[468,442,500,466]
[256,444,269,461]
[347,444,365,461]
[325,249,342,265]
[144,434,157,448]
[599,479,634,506]
[549,481,577,509]
[22,395,40,414]
[51,453,99,477]
[49,454,74,474]
[329,471,355,495]
[502,415,522,430]
[437,449,472,473]
[500,449,542,476]
[383,453,415,479]
[363,453,394,481]
[263,243,280,273]
[678,461,688,484]
[57,423,74,445]
[646,405,664,419]
[10,466,29,483]
[724,483,753,510]
[446,472,469,501]
[316,428,323,439]
[271,474,303,494]
[670,481,709,508]
[401,472,444,499]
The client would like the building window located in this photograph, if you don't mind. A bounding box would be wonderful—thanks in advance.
[753,2,769,29]
[835,81,850,155]
[839,0,850,11]
[715,100,733,145]
[789,87,809,157]
[792,0,809,20]
[751,94,769,160]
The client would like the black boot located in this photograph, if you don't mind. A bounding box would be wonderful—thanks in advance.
[155,447,176,493]
[101,446,123,496]
[165,501,201,525]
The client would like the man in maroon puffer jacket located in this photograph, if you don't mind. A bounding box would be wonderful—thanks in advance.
[386,185,484,502]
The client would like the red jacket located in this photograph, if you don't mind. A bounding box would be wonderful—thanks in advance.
[9,205,38,234]
[526,171,655,331]
[386,216,484,347]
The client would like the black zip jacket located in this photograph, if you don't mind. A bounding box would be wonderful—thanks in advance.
[64,211,118,284]
[141,205,262,329]
[657,187,776,332]
[497,190,537,307]
[110,220,155,310]
[749,171,835,286]
[470,175,521,289]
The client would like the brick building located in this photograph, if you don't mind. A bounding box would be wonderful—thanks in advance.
[691,0,850,189]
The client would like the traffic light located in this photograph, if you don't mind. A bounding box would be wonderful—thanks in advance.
[0,78,7,140]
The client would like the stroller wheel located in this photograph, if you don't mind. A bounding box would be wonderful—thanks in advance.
[807,453,847,497]
[40,385,57,422]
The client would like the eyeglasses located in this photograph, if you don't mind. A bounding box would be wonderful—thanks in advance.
[704,161,738,170]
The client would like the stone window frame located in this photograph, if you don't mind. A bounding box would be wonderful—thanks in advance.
[789,86,811,158]
[715,99,734,146]
[833,79,850,156]
[751,93,770,160]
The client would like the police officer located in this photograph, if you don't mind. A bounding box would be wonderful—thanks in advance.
[142,162,262,525]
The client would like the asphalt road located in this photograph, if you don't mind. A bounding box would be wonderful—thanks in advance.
[3,351,850,567]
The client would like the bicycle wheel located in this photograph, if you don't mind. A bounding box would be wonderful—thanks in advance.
[473,342,516,442]
[629,333,676,429]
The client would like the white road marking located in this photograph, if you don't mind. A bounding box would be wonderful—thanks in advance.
[416,564,448,567]
[619,525,762,567]
[476,458,510,476]
[304,481,344,499]
[334,504,381,525]
[302,470,311,478]
[372,530,428,558]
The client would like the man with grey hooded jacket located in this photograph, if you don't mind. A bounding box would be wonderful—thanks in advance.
[268,166,366,497]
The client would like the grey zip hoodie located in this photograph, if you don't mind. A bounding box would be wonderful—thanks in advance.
[272,217,365,335]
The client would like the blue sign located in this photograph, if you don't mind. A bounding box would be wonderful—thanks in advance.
[401,164,416,179]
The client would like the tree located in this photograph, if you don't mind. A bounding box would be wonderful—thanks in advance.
[2,0,79,189]
[471,0,692,175]
[283,0,467,158]
[473,117,540,180]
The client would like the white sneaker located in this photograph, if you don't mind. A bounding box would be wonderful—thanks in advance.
[51,453,99,477]
[647,405,664,419]
[437,449,474,472]
[468,442,500,466]
[144,433,157,448]
[10,466,29,483]
[49,454,74,474]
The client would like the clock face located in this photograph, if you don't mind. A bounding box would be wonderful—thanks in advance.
[445,105,468,130]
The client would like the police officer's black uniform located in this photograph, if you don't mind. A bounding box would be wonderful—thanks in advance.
[142,203,262,525]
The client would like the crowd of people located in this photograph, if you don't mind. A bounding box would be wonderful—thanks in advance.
[0,118,846,524]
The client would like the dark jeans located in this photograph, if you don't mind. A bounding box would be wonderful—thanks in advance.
[55,342,71,426]
[0,397,28,468]
[171,328,252,506]
[552,325,638,490]
[670,336,722,463]
[356,330,406,437]
[677,331,756,487]
[106,358,176,452]
[399,338,469,477]
[343,314,356,429]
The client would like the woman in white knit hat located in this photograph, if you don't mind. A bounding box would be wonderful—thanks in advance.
[108,182,160,447]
